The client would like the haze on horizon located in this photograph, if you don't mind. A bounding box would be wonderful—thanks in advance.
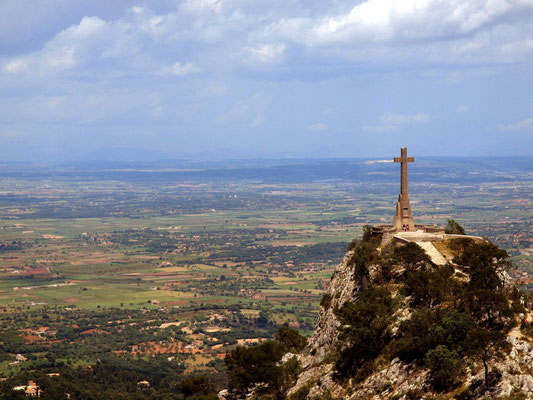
[1,0,533,162]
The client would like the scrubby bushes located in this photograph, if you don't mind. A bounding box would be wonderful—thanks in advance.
[177,375,218,400]
[445,219,466,235]
[393,242,432,270]
[334,234,523,392]
[425,345,463,390]
[275,326,307,353]
[402,264,457,307]
[334,286,395,380]
[225,340,285,392]
[348,234,380,290]
[225,327,306,395]
[320,293,332,310]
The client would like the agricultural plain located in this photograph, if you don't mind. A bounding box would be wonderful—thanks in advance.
[0,158,531,381]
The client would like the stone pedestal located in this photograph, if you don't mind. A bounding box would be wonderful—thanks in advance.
[393,194,415,231]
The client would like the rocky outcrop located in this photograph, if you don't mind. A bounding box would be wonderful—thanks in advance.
[349,358,428,399]
[290,330,533,399]
[493,336,533,398]
[304,249,359,368]
[286,249,361,399]
[287,237,533,400]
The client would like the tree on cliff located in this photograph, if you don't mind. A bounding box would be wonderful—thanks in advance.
[334,286,395,380]
[225,327,306,394]
[393,242,432,270]
[445,219,466,235]
[466,327,510,388]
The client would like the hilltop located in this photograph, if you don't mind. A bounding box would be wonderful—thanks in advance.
[222,223,533,400]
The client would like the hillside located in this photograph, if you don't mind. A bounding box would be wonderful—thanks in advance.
[222,227,533,400]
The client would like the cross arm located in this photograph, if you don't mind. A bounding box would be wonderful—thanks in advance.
[394,157,415,162]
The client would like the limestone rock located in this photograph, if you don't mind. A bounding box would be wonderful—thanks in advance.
[286,238,533,400]
[304,249,359,368]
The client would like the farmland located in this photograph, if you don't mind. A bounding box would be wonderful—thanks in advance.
[0,157,531,394]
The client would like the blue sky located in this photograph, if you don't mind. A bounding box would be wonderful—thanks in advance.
[1,0,533,161]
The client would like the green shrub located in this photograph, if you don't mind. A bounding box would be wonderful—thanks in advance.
[334,286,395,378]
[425,345,463,390]
[177,375,216,398]
[362,225,373,242]
[349,240,379,289]
[390,308,440,361]
[347,238,359,251]
[402,265,456,308]
[282,355,301,381]
[405,388,426,400]
[394,242,431,270]
[225,340,285,391]
[320,293,332,310]
[289,385,311,400]
[449,237,473,254]
[445,219,466,235]
[275,326,307,353]
[390,308,474,362]
[454,241,507,270]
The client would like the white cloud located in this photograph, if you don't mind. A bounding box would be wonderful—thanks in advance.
[3,58,27,73]
[0,0,532,155]
[278,0,533,45]
[65,16,106,38]
[215,93,270,126]
[161,62,200,76]
[202,85,230,98]
[46,96,66,109]
[216,103,251,124]
[501,39,533,53]
[246,43,286,64]
[361,124,398,132]
[181,0,223,14]
[499,117,533,131]
[1,16,109,76]
[131,6,144,15]
[253,0,533,69]
[456,105,470,113]
[248,117,264,127]
[362,111,431,132]
[379,112,430,125]
[42,46,76,70]
[308,123,328,132]
[2,0,532,83]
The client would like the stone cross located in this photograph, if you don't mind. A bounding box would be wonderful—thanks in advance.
[394,147,414,197]
[393,147,415,231]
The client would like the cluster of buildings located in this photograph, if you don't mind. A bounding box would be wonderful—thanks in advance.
[13,381,42,397]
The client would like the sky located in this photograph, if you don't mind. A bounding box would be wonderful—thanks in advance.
[1,0,533,161]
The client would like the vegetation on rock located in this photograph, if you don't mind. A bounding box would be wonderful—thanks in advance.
[332,233,524,393]
[334,286,395,381]
[445,219,466,235]
[225,327,306,396]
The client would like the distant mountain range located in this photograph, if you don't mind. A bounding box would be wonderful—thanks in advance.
[0,157,531,184]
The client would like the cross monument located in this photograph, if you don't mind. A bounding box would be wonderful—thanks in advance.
[393,147,415,231]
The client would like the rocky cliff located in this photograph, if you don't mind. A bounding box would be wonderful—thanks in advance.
[285,235,533,400]
[304,249,360,369]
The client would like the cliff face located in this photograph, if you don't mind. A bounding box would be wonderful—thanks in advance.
[287,237,533,400]
[304,249,359,368]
